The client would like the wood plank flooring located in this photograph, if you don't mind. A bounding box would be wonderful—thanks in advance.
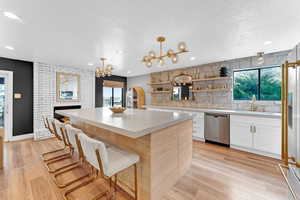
[0,138,288,200]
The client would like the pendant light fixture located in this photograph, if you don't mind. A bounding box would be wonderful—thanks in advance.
[95,58,113,77]
[142,36,189,68]
[257,52,264,65]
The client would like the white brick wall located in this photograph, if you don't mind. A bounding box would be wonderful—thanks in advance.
[33,62,95,140]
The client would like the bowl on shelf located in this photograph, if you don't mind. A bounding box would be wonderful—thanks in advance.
[110,107,126,113]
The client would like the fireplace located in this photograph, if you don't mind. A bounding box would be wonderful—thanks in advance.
[54,105,81,122]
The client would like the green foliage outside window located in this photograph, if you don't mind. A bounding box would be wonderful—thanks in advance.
[233,66,281,101]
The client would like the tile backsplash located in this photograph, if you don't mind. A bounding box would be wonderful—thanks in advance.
[150,50,290,112]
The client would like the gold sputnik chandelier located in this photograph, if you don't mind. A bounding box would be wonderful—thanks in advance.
[142,36,188,68]
[95,58,113,77]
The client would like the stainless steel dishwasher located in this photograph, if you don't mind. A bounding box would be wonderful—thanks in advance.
[204,113,230,145]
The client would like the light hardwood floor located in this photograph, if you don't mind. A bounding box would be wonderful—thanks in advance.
[0,138,288,200]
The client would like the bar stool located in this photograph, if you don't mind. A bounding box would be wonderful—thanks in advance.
[52,124,90,188]
[41,117,70,162]
[64,133,140,200]
[46,119,75,173]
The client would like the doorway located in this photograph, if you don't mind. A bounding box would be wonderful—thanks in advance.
[0,71,13,142]
[103,87,123,107]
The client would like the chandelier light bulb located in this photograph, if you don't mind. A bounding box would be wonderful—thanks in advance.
[167,49,174,57]
[178,42,187,51]
[146,61,152,68]
[171,55,178,64]
[158,58,165,66]
[149,51,156,58]
[106,64,113,70]
[143,56,150,62]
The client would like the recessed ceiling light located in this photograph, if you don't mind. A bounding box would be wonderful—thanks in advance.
[88,62,94,66]
[5,46,14,50]
[3,11,22,22]
[127,70,131,74]
[264,41,272,45]
[190,57,196,61]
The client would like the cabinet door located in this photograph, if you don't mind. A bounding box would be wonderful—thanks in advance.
[230,120,253,148]
[192,112,204,139]
[253,123,281,155]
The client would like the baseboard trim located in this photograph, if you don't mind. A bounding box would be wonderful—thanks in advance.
[193,136,205,142]
[230,145,281,159]
[9,133,34,142]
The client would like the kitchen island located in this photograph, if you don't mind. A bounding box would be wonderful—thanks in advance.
[56,108,193,200]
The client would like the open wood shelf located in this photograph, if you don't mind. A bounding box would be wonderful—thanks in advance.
[192,77,231,82]
[151,91,171,94]
[191,88,231,92]
[148,81,171,85]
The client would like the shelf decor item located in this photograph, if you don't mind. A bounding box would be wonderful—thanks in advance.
[95,58,113,77]
[220,67,228,77]
[142,36,189,67]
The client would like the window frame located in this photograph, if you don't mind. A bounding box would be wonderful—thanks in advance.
[233,65,281,101]
[103,87,124,107]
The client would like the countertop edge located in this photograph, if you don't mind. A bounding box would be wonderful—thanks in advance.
[146,105,281,118]
[56,110,193,138]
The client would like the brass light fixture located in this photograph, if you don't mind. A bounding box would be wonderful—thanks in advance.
[95,58,113,77]
[142,36,188,68]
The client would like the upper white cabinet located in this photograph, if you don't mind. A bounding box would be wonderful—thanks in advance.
[230,115,281,158]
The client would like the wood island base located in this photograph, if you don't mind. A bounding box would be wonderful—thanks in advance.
[71,119,193,200]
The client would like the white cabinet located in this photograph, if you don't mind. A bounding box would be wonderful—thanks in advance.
[254,123,281,155]
[230,121,253,148]
[230,115,281,158]
[191,112,204,140]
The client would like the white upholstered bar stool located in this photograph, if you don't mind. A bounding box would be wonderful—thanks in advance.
[52,124,90,188]
[64,133,140,200]
[45,119,75,173]
[41,116,70,162]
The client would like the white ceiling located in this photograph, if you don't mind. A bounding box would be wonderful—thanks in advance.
[0,0,299,77]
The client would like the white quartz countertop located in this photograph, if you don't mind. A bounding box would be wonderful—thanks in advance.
[56,108,192,138]
[146,105,281,118]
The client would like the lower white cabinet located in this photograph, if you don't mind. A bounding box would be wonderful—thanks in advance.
[230,121,253,149]
[148,107,281,158]
[191,112,204,140]
[230,115,281,158]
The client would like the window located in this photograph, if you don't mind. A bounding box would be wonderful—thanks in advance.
[103,87,124,107]
[233,66,281,101]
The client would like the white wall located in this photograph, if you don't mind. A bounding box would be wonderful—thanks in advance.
[127,74,151,105]
[33,62,95,140]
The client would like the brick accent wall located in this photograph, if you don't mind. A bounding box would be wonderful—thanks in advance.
[33,62,95,140]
